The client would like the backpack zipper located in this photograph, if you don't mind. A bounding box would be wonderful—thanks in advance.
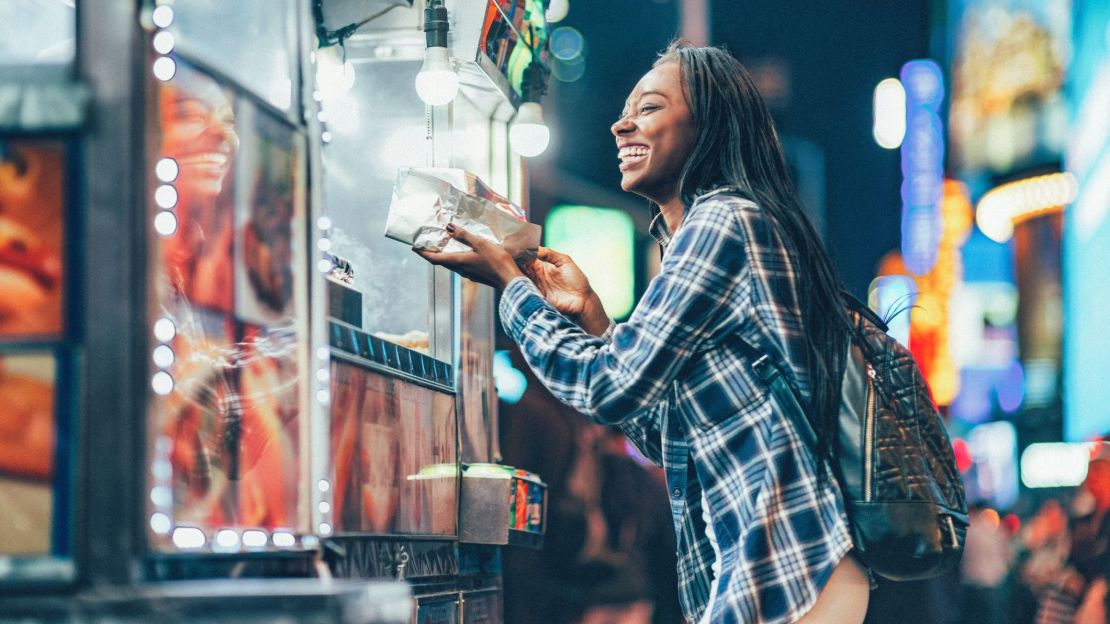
[864,363,877,502]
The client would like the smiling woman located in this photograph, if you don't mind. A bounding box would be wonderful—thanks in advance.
[416,42,869,624]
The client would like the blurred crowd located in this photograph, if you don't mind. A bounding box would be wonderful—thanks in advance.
[955,455,1110,624]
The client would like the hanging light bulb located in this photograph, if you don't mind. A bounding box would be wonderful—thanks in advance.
[414,0,458,106]
[315,45,356,99]
[510,103,550,157]
[546,0,570,23]
[510,61,551,157]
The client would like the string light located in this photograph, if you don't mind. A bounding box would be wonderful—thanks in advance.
[976,172,1078,243]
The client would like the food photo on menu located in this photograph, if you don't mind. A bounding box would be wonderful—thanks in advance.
[0,140,64,339]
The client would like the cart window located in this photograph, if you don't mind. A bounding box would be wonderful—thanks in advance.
[0,0,76,80]
[319,59,444,357]
[145,61,310,552]
[169,0,299,112]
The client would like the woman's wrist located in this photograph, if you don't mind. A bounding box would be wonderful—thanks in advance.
[497,261,526,289]
[578,293,610,337]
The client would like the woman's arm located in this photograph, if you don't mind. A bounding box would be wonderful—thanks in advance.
[499,200,749,424]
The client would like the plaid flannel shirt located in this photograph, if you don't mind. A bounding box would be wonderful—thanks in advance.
[499,192,853,623]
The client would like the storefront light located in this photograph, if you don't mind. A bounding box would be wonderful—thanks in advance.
[152,30,175,55]
[414,0,458,106]
[151,5,174,29]
[315,45,356,98]
[242,530,268,548]
[510,102,551,158]
[150,512,172,535]
[511,60,552,157]
[153,317,176,342]
[152,344,175,368]
[152,56,176,82]
[151,371,174,396]
[272,531,296,548]
[154,184,178,209]
[153,210,178,236]
[155,157,178,182]
[546,0,570,23]
[318,501,331,514]
[415,47,459,106]
[171,526,206,549]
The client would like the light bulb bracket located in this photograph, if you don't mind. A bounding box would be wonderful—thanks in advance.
[522,60,550,104]
[314,0,406,48]
[424,0,450,49]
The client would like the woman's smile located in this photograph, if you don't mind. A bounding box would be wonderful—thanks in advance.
[617,143,651,171]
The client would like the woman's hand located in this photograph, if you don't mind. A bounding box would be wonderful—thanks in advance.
[524,248,609,337]
[413,223,524,289]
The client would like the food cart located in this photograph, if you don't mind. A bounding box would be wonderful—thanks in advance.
[0,1,549,621]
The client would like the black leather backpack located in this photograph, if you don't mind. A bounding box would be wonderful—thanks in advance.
[742,296,968,581]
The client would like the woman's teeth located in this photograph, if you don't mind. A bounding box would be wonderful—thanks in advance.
[618,146,649,162]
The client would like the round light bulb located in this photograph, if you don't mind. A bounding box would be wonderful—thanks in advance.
[510,102,551,157]
[414,47,459,106]
[152,56,176,82]
[546,0,570,23]
[315,46,356,99]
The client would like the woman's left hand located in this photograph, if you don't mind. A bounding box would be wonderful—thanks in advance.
[413,223,524,288]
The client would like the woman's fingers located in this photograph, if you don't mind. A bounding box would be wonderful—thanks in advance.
[445,223,491,252]
[537,246,570,265]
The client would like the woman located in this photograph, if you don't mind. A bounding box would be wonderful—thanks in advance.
[417,42,870,623]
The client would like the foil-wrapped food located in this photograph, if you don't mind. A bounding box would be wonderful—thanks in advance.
[385,168,541,262]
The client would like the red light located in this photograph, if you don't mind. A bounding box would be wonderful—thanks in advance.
[952,437,973,473]
[1002,513,1020,536]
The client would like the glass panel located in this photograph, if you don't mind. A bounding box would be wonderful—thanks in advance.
[329,362,457,536]
[0,140,65,339]
[320,59,439,354]
[148,61,308,550]
[0,0,76,78]
[170,0,298,111]
[0,352,56,556]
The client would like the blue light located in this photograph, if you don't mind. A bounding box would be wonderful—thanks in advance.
[493,350,527,404]
[899,59,945,276]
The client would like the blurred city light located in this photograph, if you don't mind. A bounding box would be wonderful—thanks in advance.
[976,172,1078,243]
[544,205,635,319]
[1020,443,1091,488]
[493,350,527,404]
[872,78,906,149]
[899,59,945,275]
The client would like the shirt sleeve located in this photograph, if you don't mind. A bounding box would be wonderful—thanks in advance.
[499,200,750,425]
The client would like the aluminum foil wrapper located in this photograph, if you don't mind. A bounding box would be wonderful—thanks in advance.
[385,168,540,262]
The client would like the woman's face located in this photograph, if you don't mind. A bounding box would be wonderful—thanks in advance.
[610,61,696,204]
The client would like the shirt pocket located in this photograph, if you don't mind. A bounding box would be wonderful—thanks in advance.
[675,349,768,433]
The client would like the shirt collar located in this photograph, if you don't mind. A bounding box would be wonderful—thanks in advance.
[649,210,673,249]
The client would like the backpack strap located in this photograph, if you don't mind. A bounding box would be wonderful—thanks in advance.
[730,336,819,453]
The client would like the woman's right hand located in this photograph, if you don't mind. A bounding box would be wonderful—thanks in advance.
[524,247,610,337]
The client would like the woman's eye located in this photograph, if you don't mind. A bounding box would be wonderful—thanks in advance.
[640,105,659,113]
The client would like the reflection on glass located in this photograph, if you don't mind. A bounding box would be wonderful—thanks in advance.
[150,61,306,545]
[0,0,76,73]
[459,280,495,463]
[322,60,437,351]
[330,362,457,536]
[170,0,297,111]
[0,353,55,556]
[0,141,65,338]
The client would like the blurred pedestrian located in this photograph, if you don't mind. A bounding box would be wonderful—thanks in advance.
[959,503,1013,624]
[1035,458,1110,623]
